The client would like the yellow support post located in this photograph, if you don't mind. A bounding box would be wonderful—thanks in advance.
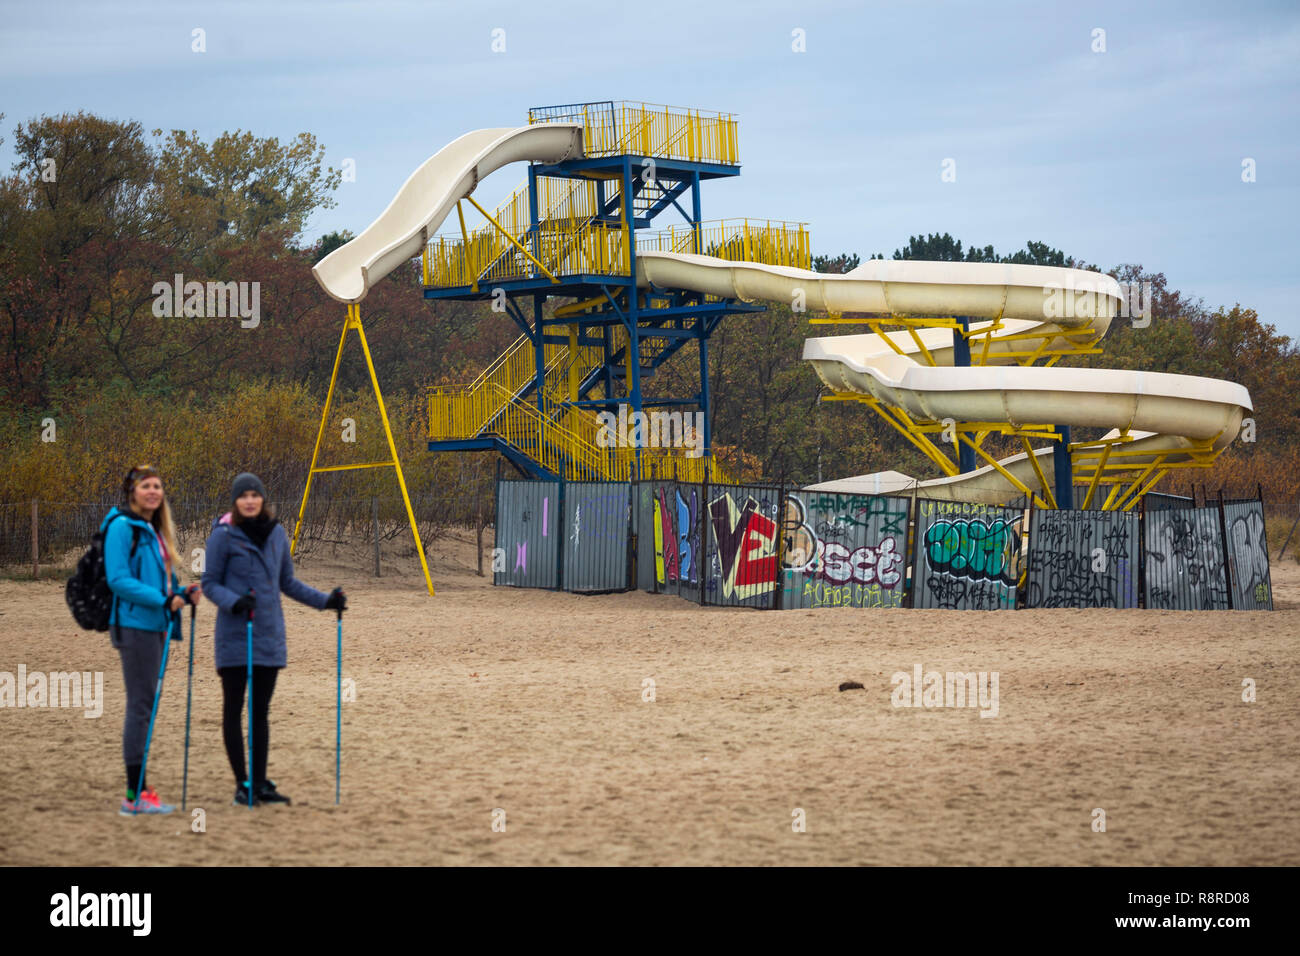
[568,324,579,402]
[905,326,937,367]
[455,200,477,292]
[1019,436,1057,510]
[292,308,350,557]
[1078,442,1114,510]
[1121,468,1170,512]
[292,304,435,596]
[463,195,560,284]
[1109,457,1166,513]
[957,432,1051,509]
[1101,483,1125,511]
[867,321,910,359]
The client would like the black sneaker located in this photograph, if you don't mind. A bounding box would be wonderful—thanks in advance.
[256,780,291,805]
[233,782,259,807]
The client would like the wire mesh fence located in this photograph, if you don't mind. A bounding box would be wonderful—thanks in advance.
[0,491,494,577]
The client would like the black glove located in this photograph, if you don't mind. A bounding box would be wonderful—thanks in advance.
[231,594,255,616]
[324,588,347,612]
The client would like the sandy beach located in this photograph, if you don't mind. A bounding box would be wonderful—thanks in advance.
[2,533,1297,866]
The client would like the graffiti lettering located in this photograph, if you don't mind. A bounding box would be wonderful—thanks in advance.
[924,519,1019,585]
[709,493,779,601]
[1143,509,1229,610]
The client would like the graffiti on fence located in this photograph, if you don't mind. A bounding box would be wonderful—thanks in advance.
[708,491,780,602]
[562,483,629,592]
[1223,500,1272,610]
[1143,507,1228,610]
[925,518,1018,585]
[651,484,702,589]
[495,482,558,588]
[1026,509,1138,608]
[913,500,1021,609]
[780,492,909,609]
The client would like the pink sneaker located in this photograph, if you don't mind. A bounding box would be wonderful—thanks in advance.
[119,786,175,815]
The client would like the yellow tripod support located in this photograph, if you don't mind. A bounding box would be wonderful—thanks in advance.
[291,303,435,596]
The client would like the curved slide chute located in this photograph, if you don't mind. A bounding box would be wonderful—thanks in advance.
[313,124,585,303]
[636,252,1251,505]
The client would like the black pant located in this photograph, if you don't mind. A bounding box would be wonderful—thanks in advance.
[218,666,279,788]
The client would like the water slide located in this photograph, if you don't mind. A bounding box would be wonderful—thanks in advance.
[635,253,1252,505]
[313,124,584,303]
[314,128,1251,506]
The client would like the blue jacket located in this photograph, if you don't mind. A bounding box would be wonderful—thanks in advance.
[102,507,181,634]
[201,513,329,669]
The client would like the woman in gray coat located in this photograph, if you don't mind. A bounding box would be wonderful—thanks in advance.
[202,473,346,806]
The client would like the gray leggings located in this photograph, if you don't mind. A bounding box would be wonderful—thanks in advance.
[114,625,166,766]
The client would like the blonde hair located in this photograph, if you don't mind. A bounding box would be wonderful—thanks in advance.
[123,465,182,580]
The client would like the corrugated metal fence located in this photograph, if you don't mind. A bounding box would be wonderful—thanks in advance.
[493,480,560,589]
[1142,506,1230,610]
[1025,508,1139,608]
[780,491,911,609]
[562,482,630,593]
[1222,499,1273,610]
[912,499,1024,610]
[494,479,1274,610]
[638,479,706,603]
[702,483,784,609]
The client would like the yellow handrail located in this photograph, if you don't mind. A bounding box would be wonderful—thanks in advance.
[428,219,808,289]
[429,382,730,483]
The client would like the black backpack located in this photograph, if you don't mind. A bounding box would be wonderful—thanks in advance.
[66,511,143,632]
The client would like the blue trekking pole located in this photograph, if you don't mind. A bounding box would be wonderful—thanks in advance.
[335,605,342,805]
[133,613,176,812]
[181,602,196,811]
[245,589,255,808]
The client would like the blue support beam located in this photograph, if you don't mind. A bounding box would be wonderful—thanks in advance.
[533,296,545,414]
[621,157,644,475]
[699,308,711,458]
[428,438,560,481]
[1054,425,1074,510]
[952,316,976,473]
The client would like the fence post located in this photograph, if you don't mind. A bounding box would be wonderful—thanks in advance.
[372,496,381,577]
[555,478,566,591]
[1278,502,1300,559]
[775,480,786,611]
[1137,491,1147,609]
[476,499,485,578]
[625,482,634,591]
[1022,497,1035,609]
[699,473,708,607]
[1217,489,1234,610]
[491,464,502,585]
[31,498,39,580]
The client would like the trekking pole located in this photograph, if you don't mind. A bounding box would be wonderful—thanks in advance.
[335,605,342,805]
[181,602,196,811]
[134,613,176,812]
[245,590,255,808]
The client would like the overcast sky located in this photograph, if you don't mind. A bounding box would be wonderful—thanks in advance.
[3,0,1297,336]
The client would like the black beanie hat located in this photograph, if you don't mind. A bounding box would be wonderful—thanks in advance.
[232,472,267,504]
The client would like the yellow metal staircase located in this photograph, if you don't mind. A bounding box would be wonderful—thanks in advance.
[423,103,802,484]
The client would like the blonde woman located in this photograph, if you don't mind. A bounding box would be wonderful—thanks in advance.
[102,464,200,815]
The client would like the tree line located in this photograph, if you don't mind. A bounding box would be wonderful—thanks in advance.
[2,113,1294,513]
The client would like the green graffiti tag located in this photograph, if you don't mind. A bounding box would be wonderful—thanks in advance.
[924,518,1019,585]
